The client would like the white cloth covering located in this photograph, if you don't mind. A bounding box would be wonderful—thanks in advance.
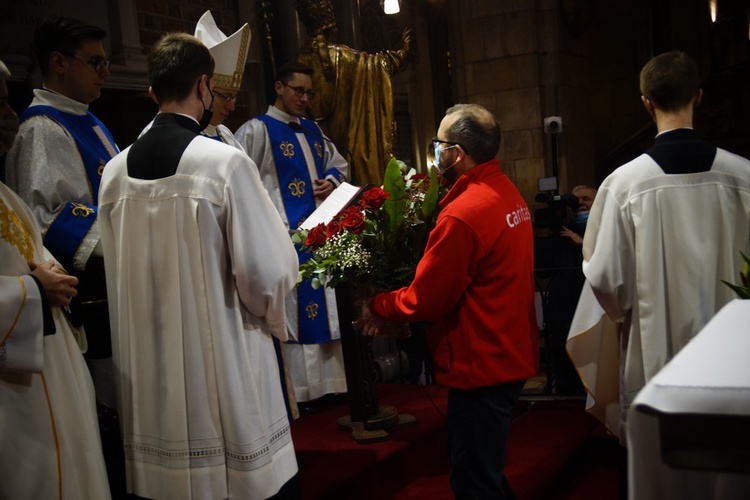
[566,282,621,437]
[582,147,750,433]
[235,105,348,402]
[0,182,110,499]
[99,133,299,499]
[627,299,750,500]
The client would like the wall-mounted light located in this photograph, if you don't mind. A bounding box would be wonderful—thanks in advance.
[383,0,400,15]
[709,0,717,22]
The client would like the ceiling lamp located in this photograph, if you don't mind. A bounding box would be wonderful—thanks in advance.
[383,0,400,15]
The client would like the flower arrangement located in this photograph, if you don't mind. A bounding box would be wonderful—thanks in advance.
[292,158,447,291]
[722,251,750,299]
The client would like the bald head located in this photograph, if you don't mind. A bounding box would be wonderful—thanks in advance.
[443,104,501,164]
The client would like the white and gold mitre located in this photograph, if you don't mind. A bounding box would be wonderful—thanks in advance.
[194,11,250,91]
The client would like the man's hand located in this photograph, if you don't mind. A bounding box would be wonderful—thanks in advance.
[313,178,335,199]
[560,226,583,246]
[29,259,78,308]
[357,298,384,337]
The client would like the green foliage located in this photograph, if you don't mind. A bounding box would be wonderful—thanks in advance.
[296,158,448,291]
[722,250,750,299]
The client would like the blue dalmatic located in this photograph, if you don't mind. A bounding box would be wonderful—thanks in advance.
[258,114,342,344]
[20,106,119,271]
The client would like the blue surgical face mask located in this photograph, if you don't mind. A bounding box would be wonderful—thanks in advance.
[574,211,589,224]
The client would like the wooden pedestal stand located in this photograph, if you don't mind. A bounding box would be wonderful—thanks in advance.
[334,282,416,443]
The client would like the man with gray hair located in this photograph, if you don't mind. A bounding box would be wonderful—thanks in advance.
[361,103,539,499]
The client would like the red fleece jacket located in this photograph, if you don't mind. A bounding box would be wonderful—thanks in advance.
[372,159,539,389]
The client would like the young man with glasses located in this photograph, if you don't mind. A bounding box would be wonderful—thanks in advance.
[5,15,120,418]
[0,58,111,500]
[235,61,349,416]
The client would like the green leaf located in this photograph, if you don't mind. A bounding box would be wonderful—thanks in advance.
[383,158,407,231]
[421,165,440,217]
[721,280,750,300]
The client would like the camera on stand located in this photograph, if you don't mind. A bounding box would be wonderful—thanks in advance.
[532,176,579,234]
[533,191,579,234]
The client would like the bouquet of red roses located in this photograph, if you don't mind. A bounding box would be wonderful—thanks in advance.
[293,158,445,291]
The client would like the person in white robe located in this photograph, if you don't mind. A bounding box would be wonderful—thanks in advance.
[581,50,750,497]
[99,33,299,499]
[4,16,120,411]
[235,62,348,406]
[0,59,111,500]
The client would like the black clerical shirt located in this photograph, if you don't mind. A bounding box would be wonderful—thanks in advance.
[646,128,717,174]
[128,113,202,180]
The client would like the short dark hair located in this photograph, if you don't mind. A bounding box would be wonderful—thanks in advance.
[639,51,701,112]
[33,15,107,77]
[444,104,502,164]
[276,62,313,84]
[148,32,214,103]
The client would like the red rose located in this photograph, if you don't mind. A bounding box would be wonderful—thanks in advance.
[305,223,327,249]
[361,187,390,210]
[340,207,365,234]
[327,220,342,237]
[410,173,428,181]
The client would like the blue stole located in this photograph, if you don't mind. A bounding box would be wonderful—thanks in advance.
[258,114,335,344]
[201,131,223,142]
[20,105,119,271]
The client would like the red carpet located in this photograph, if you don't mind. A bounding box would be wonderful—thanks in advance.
[291,383,619,499]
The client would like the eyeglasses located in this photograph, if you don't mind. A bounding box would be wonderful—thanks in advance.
[432,138,467,157]
[280,82,315,99]
[213,90,239,104]
[60,52,110,73]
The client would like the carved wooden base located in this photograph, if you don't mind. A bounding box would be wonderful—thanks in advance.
[335,283,417,443]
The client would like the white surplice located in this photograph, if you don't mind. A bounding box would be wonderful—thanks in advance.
[0,182,110,499]
[582,147,750,431]
[235,105,348,402]
[99,134,299,499]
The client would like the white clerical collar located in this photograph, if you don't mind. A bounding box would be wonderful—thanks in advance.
[203,123,218,136]
[31,88,90,115]
[268,104,301,124]
[655,127,693,138]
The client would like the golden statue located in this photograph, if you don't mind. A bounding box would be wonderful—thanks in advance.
[294,0,410,186]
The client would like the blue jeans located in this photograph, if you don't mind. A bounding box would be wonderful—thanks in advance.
[446,380,525,499]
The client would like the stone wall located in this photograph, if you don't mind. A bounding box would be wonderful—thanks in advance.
[446,0,598,204]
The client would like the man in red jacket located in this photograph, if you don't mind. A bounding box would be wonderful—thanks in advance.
[361,103,539,499]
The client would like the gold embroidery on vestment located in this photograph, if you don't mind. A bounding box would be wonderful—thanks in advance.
[71,203,94,217]
[289,178,306,198]
[306,301,319,320]
[280,141,295,158]
[0,199,34,262]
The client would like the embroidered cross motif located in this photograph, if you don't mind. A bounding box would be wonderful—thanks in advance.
[280,141,295,158]
[306,301,319,320]
[289,178,306,198]
[71,203,95,217]
[314,141,322,158]
[0,199,34,262]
